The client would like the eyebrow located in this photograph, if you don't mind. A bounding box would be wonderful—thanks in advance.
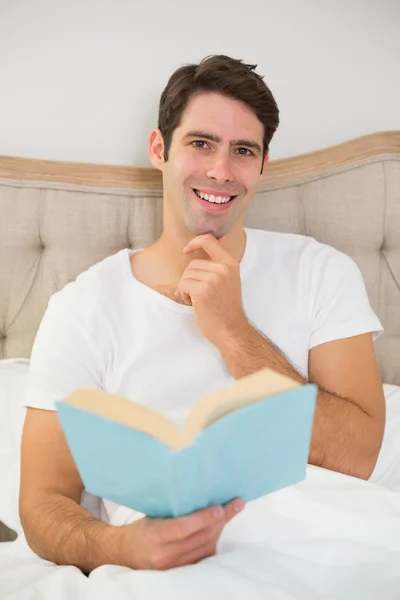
[183,130,262,154]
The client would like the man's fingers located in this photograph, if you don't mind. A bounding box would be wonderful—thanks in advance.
[153,535,217,571]
[175,266,226,303]
[172,539,216,569]
[223,498,246,524]
[180,269,216,283]
[161,505,225,543]
[164,520,223,562]
[184,259,229,274]
[152,500,245,569]
[161,499,245,568]
[183,234,233,263]
[175,278,203,305]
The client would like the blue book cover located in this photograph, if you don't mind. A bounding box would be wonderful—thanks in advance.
[55,368,318,518]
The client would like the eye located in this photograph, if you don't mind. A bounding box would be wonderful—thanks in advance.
[191,140,210,149]
[235,147,254,157]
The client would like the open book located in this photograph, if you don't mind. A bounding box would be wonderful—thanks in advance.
[55,368,317,518]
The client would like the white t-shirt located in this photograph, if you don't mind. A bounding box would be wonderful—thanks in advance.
[24,228,383,521]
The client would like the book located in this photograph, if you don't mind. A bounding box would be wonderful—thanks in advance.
[55,368,318,519]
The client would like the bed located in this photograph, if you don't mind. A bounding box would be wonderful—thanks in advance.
[0,131,399,598]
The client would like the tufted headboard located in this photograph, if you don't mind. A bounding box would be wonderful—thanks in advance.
[0,131,399,385]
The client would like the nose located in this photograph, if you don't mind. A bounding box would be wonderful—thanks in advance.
[206,152,234,183]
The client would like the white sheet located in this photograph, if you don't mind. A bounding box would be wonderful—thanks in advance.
[1,466,400,599]
[369,384,400,492]
[1,385,400,599]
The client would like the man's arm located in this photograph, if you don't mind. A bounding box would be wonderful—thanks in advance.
[19,408,121,573]
[175,234,385,481]
[20,407,243,573]
[217,325,385,480]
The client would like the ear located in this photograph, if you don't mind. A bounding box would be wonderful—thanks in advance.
[148,129,165,170]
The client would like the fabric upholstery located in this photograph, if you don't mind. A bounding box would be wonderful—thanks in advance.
[1,138,399,384]
[0,131,399,543]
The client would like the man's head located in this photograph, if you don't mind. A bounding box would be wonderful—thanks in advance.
[149,55,279,240]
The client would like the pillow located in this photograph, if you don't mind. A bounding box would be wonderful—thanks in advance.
[0,359,29,534]
[370,383,400,491]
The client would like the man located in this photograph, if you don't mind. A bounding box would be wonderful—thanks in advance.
[19,55,385,574]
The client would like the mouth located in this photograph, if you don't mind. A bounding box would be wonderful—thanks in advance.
[192,188,238,212]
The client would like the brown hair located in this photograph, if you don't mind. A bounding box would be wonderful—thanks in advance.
[158,54,279,170]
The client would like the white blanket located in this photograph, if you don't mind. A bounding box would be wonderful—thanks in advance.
[1,385,400,600]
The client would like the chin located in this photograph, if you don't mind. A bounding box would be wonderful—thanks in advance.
[186,219,234,240]
[192,227,227,240]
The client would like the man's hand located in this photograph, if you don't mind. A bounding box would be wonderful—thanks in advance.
[116,498,245,570]
[175,234,248,347]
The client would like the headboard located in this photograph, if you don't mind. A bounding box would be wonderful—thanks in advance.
[0,131,399,384]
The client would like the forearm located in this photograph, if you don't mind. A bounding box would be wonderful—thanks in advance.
[306,385,378,478]
[218,321,379,479]
[21,491,121,574]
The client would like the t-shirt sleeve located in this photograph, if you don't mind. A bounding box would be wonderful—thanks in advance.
[307,245,384,349]
[24,293,104,411]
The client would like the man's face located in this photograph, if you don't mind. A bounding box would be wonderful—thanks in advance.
[153,92,267,239]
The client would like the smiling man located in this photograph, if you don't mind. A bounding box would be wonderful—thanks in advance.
[19,55,385,573]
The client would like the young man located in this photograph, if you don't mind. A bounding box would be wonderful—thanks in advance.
[19,55,385,574]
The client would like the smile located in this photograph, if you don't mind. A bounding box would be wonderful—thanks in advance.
[193,189,237,204]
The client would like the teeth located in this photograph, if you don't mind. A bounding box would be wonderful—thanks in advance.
[195,190,232,203]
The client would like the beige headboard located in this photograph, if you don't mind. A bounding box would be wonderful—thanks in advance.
[0,131,399,385]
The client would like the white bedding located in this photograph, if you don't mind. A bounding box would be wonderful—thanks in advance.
[1,384,400,600]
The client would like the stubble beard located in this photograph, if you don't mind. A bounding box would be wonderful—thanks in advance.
[182,195,242,239]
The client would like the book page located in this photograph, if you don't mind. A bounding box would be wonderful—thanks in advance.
[181,368,301,447]
[64,388,180,448]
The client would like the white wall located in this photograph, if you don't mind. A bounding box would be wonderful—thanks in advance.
[0,0,399,167]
